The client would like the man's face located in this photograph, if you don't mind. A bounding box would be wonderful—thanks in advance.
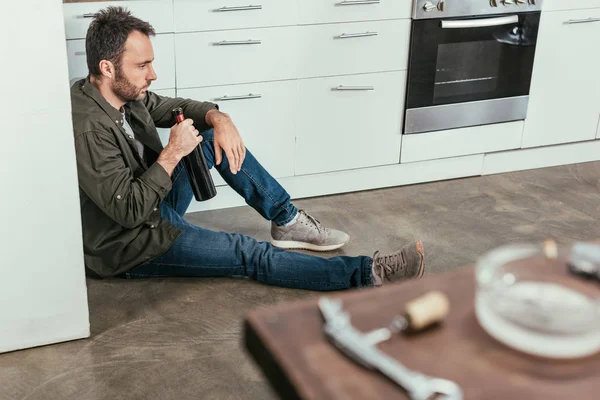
[112,30,157,103]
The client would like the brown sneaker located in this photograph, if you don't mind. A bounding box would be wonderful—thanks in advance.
[371,240,426,286]
[271,210,349,252]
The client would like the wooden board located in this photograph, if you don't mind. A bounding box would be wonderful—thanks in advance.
[244,266,600,400]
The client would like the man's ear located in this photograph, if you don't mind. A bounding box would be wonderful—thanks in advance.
[98,60,115,80]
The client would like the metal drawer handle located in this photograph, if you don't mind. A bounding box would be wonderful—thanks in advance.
[214,5,263,12]
[332,85,375,91]
[564,18,600,24]
[441,15,519,29]
[337,0,380,5]
[74,51,86,56]
[82,13,96,18]
[213,93,262,101]
[335,31,378,39]
[213,40,262,46]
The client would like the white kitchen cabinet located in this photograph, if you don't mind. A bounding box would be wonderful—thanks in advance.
[174,26,298,88]
[522,9,600,148]
[65,34,176,90]
[173,0,298,33]
[178,80,298,180]
[295,71,405,175]
[62,0,174,40]
[401,121,524,163]
[297,19,411,79]
[543,0,600,11]
[299,0,411,25]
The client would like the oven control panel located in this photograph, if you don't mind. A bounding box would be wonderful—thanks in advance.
[414,0,543,20]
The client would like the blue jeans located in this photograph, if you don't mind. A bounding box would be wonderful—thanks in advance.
[122,129,373,291]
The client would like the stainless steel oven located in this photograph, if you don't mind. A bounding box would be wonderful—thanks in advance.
[404,0,543,134]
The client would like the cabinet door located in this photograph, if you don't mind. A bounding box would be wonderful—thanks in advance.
[178,80,297,181]
[295,71,405,175]
[522,9,600,148]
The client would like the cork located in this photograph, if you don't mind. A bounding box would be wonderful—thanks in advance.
[404,291,450,331]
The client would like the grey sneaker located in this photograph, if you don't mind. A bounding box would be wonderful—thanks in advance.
[271,210,350,252]
[372,240,426,286]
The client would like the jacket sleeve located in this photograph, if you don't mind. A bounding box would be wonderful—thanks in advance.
[143,90,219,132]
[74,130,172,229]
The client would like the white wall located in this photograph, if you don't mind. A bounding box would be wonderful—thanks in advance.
[0,0,90,353]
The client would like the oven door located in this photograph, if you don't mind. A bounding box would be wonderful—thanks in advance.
[404,12,540,134]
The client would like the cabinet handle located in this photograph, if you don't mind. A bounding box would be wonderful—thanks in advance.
[564,18,600,24]
[82,13,95,18]
[336,0,380,5]
[334,31,378,39]
[213,5,263,12]
[332,85,375,91]
[213,93,263,101]
[213,40,262,46]
[74,51,86,56]
[442,15,518,29]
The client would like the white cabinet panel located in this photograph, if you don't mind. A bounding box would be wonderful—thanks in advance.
[295,71,405,175]
[401,121,524,163]
[175,27,298,88]
[522,9,600,147]
[178,80,298,180]
[297,19,410,78]
[65,34,175,90]
[173,0,298,33]
[543,1,600,11]
[63,0,174,40]
[483,140,600,176]
[299,0,411,25]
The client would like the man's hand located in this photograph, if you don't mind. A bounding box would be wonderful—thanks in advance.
[206,109,245,174]
[157,118,202,176]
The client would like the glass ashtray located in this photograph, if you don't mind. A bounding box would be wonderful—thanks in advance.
[475,242,600,359]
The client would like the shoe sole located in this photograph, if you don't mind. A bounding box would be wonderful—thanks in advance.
[270,238,349,252]
[415,240,426,279]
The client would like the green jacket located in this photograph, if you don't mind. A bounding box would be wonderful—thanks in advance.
[70,78,217,278]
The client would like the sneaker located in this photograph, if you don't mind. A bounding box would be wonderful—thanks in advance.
[371,240,426,286]
[270,210,350,252]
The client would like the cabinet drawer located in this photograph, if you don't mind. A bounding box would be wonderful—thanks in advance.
[299,0,411,25]
[63,1,174,40]
[173,0,298,33]
[65,34,175,90]
[295,71,405,175]
[297,20,410,78]
[178,80,297,180]
[175,27,298,88]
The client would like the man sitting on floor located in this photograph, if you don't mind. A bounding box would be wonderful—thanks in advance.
[70,6,426,290]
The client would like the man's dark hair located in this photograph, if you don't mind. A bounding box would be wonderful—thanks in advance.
[85,6,156,77]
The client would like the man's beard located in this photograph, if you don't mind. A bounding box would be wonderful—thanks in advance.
[112,68,149,103]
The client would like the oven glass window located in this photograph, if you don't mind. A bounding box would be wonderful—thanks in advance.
[433,40,501,104]
[406,13,540,109]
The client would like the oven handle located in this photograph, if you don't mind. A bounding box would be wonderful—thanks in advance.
[441,15,519,29]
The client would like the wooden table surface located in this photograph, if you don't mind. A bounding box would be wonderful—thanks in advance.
[244,266,600,400]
